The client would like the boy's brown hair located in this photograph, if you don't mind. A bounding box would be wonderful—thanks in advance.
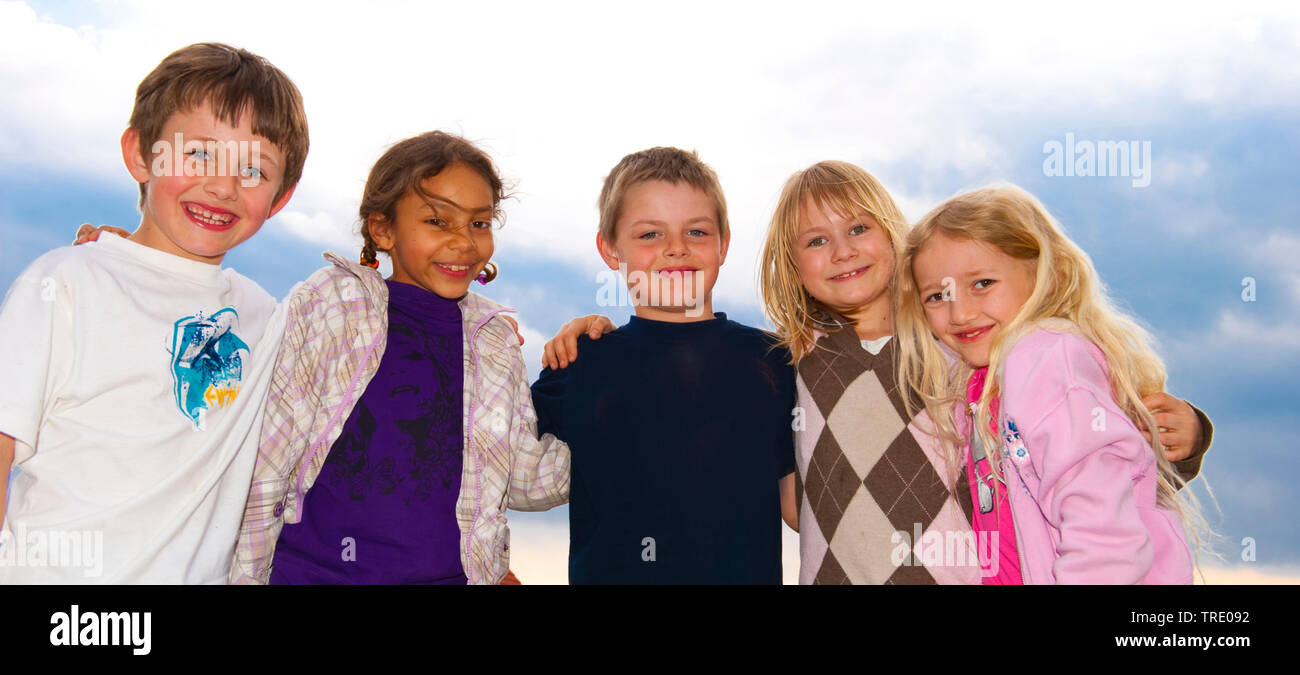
[597,147,729,241]
[129,42,309,206]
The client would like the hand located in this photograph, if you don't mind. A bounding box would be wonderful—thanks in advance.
[503,315,524,346]
[542,314,615,370]
[1139,393,1203,463]
[73,224,131,245]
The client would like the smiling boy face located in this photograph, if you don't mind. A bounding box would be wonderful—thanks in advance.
[122,101,295,265]
[597,180,730,322]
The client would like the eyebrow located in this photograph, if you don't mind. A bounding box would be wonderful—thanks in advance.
[420,194,495,214]
[192,136,283,168]
[916,268,1001,293]
[627,216,716,228]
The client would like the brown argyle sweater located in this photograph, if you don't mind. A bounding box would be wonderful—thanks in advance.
[793,322,980,584]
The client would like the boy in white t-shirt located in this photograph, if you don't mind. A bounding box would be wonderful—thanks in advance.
[0,43,309,583]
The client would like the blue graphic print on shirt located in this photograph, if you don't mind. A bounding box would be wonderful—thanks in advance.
[170,308,249,429]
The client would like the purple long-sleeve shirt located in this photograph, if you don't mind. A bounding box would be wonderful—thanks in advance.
[270,280,466,584]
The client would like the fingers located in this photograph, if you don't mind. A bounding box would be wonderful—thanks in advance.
[542,339,558,370]
[1162,442,1193,463]
[73,224,95,245]
[542,333,576,370]
[588,315,615,339]
[503,315,524,346]
[561,333,578,366]
[73,225,131,246]
[1141,392,1176,412]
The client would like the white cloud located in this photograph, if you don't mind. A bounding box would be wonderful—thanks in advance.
[272,209,358,253]
[4,0,1299,316]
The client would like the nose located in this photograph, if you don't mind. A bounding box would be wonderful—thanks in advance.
[445,220,479,252]
[663,230,688,258]
[948,286,978,326]
[830,236,857,264]
[203,171,239,201]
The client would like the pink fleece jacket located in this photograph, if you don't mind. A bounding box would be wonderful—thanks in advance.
[994,326,1193,584]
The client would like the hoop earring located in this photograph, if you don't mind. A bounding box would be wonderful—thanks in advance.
[477,262,498,285]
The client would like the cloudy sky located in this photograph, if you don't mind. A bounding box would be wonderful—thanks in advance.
[1,0,1297,584]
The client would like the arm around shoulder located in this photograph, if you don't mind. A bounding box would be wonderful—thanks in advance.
[506,329,571,511]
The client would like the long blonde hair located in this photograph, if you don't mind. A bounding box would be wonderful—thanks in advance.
[894,184,1207,544]
[758,161,909,362]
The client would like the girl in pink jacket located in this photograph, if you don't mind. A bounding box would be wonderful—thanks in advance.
[894,184,1202,584]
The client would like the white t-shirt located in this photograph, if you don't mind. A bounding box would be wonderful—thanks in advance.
[0,235,285,583]
[861,335,892,355]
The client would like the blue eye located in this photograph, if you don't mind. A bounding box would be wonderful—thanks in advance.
[638,231,659,240]
[688,228,709,237]
[240,165,264,179]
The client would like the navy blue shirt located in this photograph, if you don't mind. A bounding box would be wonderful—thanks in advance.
[531,313,796,584]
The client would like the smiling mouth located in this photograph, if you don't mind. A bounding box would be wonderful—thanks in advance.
[954,326,994,343]
[654,268,698,277]
[435,262,476,278]
[829,265,870,281]
[184,203,236,228]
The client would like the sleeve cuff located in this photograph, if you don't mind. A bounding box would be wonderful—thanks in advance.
[1173,403,1213,482]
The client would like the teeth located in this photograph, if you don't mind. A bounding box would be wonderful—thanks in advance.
[186,204,233,225]
[439,263,470,271]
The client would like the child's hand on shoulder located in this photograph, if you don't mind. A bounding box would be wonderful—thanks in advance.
[1139,392,1203,462]
[542,315,615,369]
[502,315,525,346]
[73,224,131,245]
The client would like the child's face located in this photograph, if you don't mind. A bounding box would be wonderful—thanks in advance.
[597,180,729,322]
[912,233,1037,369]
[121,101,294,265]
[793,196,894,319]
[369,162,496,300]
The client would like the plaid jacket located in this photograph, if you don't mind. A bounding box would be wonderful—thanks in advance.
[230,252,570,584]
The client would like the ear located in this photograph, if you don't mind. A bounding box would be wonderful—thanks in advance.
[120,128,151,184]
[596,231,621,271]
[367,213,395,253]
[266,184,297,220]
[718,227,731,266]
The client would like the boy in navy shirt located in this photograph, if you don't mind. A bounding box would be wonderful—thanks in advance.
[531,147,796,584]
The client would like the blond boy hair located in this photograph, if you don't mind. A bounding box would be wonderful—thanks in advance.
[597,147,728,241]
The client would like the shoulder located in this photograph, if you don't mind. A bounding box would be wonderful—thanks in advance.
[460,291,518,344]
[1002,323,1108,381]
[728,319,794,372]
[219,267,277,312]
[5,243,136,307]
[999,322,1111,421]
[17,243,105,280]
